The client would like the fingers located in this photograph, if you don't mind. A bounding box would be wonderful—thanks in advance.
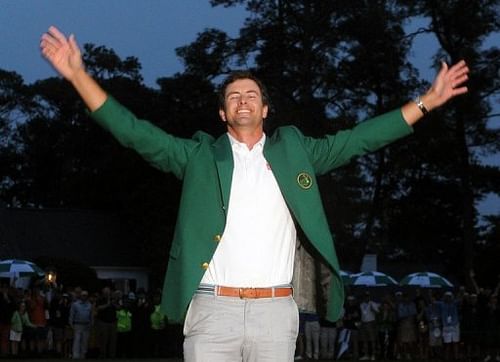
[47,26,68,45]
[452,86,468,96]
[40,35,59,54]
[447,60,469,83]
[452,73,469,88]
[40,33,60,60]
[40,38,60,61]
[40,26,79,64]
[40,26,69,53]
[68,34,80,54]
[436,60,449,79]
[448,64,469,96]
[448,59,467,73]
[439,60,469,96]
[40,40,56,60]
[450,66,469,81]
[40,29,65,51]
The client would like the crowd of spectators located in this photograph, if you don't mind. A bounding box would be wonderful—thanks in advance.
[295,272,500,361]
[0,272,499,360]
[0,283,182,359]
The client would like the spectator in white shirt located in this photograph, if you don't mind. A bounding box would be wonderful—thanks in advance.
[359,292,380,360]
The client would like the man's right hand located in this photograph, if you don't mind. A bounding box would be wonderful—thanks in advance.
[39,26,107,112]
[40,26,84,82]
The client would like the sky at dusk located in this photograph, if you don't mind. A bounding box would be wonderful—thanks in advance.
[1,0,247,86]
[1,1,498,215]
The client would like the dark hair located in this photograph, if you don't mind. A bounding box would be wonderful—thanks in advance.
[218,71,270,110]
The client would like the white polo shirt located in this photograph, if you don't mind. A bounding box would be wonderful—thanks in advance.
[200,133,297,287]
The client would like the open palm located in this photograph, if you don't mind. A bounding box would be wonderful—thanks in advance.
[40,26,83,81]
[428,60,469,108]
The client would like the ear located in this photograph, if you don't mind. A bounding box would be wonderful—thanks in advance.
[262,104,269,119]
[219,109,227,122]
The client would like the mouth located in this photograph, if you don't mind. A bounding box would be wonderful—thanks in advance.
[237,109,251,114]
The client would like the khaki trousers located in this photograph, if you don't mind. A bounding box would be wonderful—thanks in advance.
[183,293,299,362]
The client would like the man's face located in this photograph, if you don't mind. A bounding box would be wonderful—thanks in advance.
[219,78,268,132]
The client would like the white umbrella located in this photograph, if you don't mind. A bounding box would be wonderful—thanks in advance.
[350,271,398,287]
[0,259,45,279]
[400,272,453,288]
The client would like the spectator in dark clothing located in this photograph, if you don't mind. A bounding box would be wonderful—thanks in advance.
[416,298,429,360]
[94,287,117,358]
[461,293,482,360]
[343,295,361,360]
[0,285,14,357]
[48,291,71,357]
[131,292,153,357]
[481,293,500,362]
[377,299,396,360]
[470,270,500,362]
[319,317,337,359]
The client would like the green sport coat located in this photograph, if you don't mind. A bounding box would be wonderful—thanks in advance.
[91,96,413,323]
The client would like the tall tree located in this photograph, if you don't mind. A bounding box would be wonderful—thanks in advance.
[0,70,36,205]
[398,0,500,280]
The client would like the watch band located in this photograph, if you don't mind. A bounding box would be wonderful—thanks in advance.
[414,96,429,116]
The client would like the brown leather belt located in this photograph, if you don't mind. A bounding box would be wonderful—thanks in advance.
[216,286,293,299]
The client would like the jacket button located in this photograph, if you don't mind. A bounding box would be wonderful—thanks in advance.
[213,234,222,242]
[201,262,209,270]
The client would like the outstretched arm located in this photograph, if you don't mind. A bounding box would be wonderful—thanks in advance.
[401,60,469,126]
[40,26,107,111]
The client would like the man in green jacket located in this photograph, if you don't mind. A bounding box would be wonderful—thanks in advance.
[40,26,468,361]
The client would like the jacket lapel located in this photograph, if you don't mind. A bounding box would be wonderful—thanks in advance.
[212,134,233,214]
[263,132,296,206]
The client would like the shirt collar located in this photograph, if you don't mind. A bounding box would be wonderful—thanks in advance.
[226,132,266,151]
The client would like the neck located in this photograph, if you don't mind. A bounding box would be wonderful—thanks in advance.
[227,127,264,150]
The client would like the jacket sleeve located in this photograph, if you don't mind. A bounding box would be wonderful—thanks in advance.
[302,109,413,175]
[90,96,198,180]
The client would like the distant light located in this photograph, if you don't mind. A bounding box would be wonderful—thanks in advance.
[45,268,57,285]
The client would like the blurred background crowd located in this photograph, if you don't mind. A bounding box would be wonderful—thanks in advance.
[0,283,181,359]
[295,274,500,361]
[0,273,499,361]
